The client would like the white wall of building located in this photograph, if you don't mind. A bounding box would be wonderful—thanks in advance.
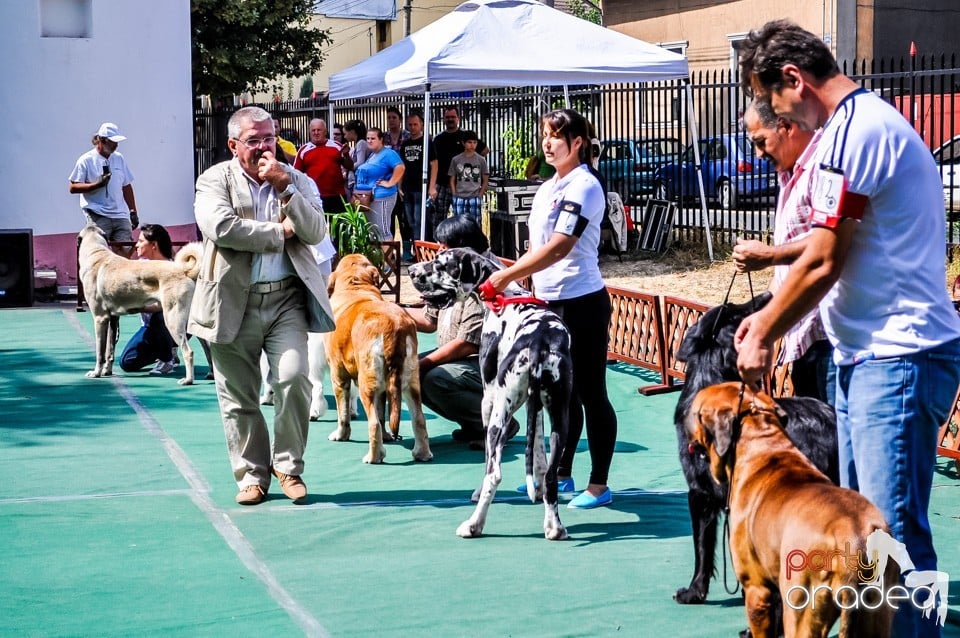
[0,0,195,287]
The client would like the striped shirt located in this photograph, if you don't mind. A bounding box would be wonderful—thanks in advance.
[773,129,827,365]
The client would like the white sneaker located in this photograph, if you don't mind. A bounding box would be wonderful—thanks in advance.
[150,360,177,376]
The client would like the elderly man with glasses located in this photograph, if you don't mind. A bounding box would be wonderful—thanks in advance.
[189,105,336,506]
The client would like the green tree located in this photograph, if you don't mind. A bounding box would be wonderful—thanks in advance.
[567,0,601,25]
[192,0,331,101]
[299,75,315,99]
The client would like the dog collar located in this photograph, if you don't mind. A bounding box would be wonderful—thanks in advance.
[482,294,547,315]
[478,280,546,314]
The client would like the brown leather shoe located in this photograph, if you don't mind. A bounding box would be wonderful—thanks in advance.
[272,468,307,503]
[235,484,267,505]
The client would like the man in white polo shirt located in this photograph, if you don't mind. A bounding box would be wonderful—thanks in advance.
[69,122,139,242]
[737,20,960,637]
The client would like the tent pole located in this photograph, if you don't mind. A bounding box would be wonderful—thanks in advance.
[563,84,570,108]
[420,86,432,242]
[685,81,713,262]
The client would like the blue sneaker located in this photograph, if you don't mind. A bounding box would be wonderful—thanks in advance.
[515,477,575,493]
[567,487,612,509]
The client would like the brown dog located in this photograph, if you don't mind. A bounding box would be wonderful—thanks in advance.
[687,382,895,637]
[78,224,203,385]
[325,254,432,464]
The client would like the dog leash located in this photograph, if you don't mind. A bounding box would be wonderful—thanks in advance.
[720,381,748,597]
[710,270,756,339]
[477,280,547,315]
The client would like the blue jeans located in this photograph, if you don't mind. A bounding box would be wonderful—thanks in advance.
[120,312,176,372]
[835,337,960,638]
[452,196,482,223]
[403,190,424,241]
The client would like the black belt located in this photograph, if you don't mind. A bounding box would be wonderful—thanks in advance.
[249,277,297,294]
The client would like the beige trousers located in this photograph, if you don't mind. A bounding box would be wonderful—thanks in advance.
[210,283,311,489]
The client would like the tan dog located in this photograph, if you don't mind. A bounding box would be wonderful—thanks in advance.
[325,254,432,464]
[686,382,894,637]
[78,224,203,385]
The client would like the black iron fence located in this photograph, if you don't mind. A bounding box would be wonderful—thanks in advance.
[195,53,960,248]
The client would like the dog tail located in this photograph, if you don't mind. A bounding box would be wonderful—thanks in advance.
[175,242,203,280]
[387,341,406,437]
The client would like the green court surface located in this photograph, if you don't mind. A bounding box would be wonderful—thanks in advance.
[3,307,960,637]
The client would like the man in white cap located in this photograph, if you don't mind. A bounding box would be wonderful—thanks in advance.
[69,122,140,243]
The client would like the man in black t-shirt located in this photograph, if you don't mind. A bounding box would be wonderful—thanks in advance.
[399,111,438,251]
[432,106,488,232]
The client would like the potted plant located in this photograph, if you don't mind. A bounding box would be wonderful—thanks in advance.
[329,199,385,269]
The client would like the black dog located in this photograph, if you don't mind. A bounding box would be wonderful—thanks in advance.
[409,248,574,540]
[673,292,839,604]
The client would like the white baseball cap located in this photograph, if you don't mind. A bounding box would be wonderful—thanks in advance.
[97,122,127,142]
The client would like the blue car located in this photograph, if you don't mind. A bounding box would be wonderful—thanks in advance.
[597,137,680,203]
[653,134,778,209]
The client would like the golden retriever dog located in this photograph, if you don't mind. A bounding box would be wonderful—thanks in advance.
[77,224,203,386]
[325,254,432,464]
[686,382,894,637]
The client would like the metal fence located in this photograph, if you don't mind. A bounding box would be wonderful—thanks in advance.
[194,53,960,248]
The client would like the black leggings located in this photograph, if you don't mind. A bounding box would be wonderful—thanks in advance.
[549,288,618,485]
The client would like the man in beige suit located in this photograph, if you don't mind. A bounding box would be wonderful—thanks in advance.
[189,106,335,506]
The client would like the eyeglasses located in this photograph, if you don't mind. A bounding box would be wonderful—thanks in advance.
[235,136,277,148]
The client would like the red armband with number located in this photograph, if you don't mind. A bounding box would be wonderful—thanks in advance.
[810,165,867,229]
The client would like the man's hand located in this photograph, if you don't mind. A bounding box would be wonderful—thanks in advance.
[258,151,290,191]
[95,173,112,190]
[732,238,774,273]
[734,313,774,390]
[280,217,295,239]
[129,210,139,229]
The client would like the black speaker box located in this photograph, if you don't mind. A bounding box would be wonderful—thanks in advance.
[0,229,34,308]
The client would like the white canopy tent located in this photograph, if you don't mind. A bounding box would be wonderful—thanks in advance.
[329,0,713,258]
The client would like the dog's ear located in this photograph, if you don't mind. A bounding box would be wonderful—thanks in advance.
[327,269,338,295]
[711,406,737,458]
[368,263,381,287]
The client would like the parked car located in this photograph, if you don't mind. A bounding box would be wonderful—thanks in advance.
[933,134,960,213]
[597,137,680,203]
[653,134,777,210]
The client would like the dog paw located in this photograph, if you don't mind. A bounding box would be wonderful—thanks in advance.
[178,378,194,386]
[328,427,350,441]
[544,525,569,541]
[309,400,327,421]
[85,370,102,379]
[673,587,707,605]
[456,521,482,538]
[412,447,433,462]
[363,448,386,464]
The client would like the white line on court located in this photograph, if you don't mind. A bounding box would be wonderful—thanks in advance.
[66,311,329,638]
[248,488,688,513]
[0,488,194,505]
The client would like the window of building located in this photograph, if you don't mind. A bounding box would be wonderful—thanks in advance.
[39,0,91,38]
[658,40,688,57]
[376,20,389,52]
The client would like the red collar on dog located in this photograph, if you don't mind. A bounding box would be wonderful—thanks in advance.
[478,280,546,314]
[483,294,547,314]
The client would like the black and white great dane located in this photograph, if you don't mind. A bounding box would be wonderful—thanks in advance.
[408,248,573,540]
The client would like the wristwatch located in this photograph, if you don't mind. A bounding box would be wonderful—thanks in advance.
[279,183,297,200]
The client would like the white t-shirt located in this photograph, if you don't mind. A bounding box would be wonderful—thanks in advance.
[808,88,960,364]
[528,163,605,300]
[68,148,135,218]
